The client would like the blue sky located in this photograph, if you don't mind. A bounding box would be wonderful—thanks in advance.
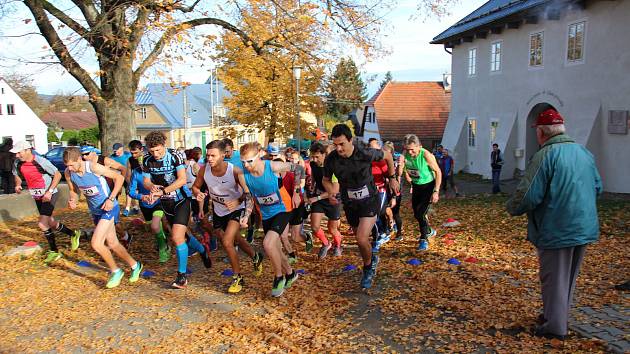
[0,0,486,96]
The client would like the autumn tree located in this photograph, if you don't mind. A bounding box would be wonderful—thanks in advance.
[325,57,367,119]
[380,71,393,88]
[4,0,458,152]
[1,72,47,116]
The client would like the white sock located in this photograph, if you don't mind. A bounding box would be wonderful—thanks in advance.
[131,262,138,270]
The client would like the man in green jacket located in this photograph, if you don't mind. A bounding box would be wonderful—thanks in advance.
[506,108,602,340]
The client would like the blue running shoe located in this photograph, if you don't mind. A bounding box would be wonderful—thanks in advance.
[361,265,376,289]
[427,228,436,239]
[122,209,130,217]
[418,239,429,251]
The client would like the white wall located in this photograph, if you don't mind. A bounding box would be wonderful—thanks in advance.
[0,78,49,153]
[442,1,630,192]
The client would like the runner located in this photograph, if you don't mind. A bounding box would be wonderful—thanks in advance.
[398,134,442,251]
[192,140,264,293]
[383,142,403,241]
[284,150,313,262]
[63,147,143,288]
[306,142,341,258]
[111,143,136,216]
[142,131,210,289]
[11,141,82,263]
[237,142,304,297]
[322,125,399,289]
[368,139,392,251]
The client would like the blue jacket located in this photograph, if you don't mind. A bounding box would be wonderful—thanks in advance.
[506,134,602,249]
[129,168,158,208]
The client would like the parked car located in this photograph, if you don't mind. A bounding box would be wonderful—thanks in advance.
[44,146,68,173]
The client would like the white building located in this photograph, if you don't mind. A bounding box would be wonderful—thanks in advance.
[432,0,630,193]
[0,77,49,153]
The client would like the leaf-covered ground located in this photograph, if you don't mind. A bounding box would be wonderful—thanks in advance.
[0,195,627,353]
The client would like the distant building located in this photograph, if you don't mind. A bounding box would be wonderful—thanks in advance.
[432,0,630,193]
[41,111,97,130]
[0,77,48,153]
[359,81,451,149]
[135,80,265,149]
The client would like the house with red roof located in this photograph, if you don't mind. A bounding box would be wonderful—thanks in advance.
[41,111,98,130]
[359,81,451,149]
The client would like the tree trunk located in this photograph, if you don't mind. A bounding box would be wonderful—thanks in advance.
[92,56,137,155]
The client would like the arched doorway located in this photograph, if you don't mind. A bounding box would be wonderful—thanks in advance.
[526,103,558,162]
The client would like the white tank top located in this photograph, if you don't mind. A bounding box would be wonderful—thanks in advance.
[204,162,244,217]
[185,161,197,189]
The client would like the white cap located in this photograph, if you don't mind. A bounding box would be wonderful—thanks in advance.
[10,140,33,153]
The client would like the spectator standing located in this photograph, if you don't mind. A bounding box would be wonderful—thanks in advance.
[506,109,602,340]
[440,149,459,197]
[0,138,16,194]
[491,143,503,194]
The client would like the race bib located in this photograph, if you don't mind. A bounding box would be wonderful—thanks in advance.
[29,188,46,199]
[79,186,100,197]
[210,193,227,205]
[407,169,420,178]
[257,192,280,206]
[347,185,369,200]
[160,191,177,200]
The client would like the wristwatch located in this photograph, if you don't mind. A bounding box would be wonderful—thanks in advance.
[108,196,116,202]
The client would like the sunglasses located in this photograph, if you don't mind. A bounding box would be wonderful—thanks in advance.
[241,156,257,165]
[82,152,91,157]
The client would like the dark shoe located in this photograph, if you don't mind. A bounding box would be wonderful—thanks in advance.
[615,280,630,291]
[534,325,565,341]
[200,250,212,269]
[171,272,188,289]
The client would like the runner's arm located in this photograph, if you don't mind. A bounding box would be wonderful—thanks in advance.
[46,170,63,193]
[191,164,206,200]
[163,167,187,195]
[92,162,124,200]
[105,157,126,178]
[235,167,254,221]
[424,150,442,192]
[270,161,304,192]
[64,169,80,209]
[128,173,143,201]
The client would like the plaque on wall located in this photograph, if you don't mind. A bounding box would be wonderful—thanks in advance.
[608,110,629,135]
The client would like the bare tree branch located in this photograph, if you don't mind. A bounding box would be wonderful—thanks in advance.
[71,0,100,28]
[37,0,90,39]
[23,0,101,99]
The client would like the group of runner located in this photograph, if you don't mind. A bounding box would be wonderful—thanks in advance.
[9,124,442,297]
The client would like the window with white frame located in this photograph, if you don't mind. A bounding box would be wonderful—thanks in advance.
[248,133,256,142]
[237,134,244,144]
[490,42,502,72]
[490,121,499,142]
[567,21,585,62]
[468,118,477,147]
[468,48,477,76]
[7,104,15,115]
[138,106,147,120]
[25,135,35,148]
[529,32,544,67]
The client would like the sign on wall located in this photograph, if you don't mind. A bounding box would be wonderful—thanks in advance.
[608,110,629,135]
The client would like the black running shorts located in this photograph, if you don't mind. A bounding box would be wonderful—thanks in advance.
[343,194,380,228]
[289,204,308,226]
[35,192,58,217]
[213,209,244,231]
[262,211,291,235]
[310,199,341,220]
[161,198,191,226]
[140,204,161,221]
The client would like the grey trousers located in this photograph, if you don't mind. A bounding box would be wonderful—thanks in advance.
[537,245,587,336]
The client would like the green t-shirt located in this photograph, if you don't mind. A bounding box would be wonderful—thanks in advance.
[404,148,434,185]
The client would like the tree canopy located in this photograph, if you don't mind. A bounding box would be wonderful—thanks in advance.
[325,57,367,119]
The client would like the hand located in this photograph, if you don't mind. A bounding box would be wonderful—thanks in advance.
[431,191,439,204]
[291,192,301,209]
[150,189,164,203]
[389,179,400,195]
[239,216,248,229]
[150,185,163,194]
[141,195,152,204]
[328,194,339,206]
[225,199,241,211]
[389,197,397,208]
[15,185,22,194]
[42,190,53,202]
[198,210,205,220]
[68,198,77,210]
[101,198,114,211]
[195,192,207,202]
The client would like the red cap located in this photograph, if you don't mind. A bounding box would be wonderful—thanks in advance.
[532,109,564,127]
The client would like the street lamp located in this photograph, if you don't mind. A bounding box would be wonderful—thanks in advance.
[292,65,302,154]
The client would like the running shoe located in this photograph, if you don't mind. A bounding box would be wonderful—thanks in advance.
[390,224,398,238]
[106,269,124,288]
[171,272,188,289]
[70,230,81,251]
[304,231,314,253]
[288,254,298,265]
[253,252,264,276]
[121,232,133,249]
[209,235,218,252]
[122,209,130,217]
[318,243,332,259]
[131,208,140,215]
[271,276,286,297]
[333,246,342,257]
[361,265,376,289]
[427,228,437,239]
[228,274,244,294]
[159,245,171,263]
[418,239,429,251]
[129,261,143,283]
[200,250,212,269]
[284,272,299,288]
[44,250,62,264]
[376,233,390,247]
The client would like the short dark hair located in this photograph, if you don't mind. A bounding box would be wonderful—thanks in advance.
[492,143,499,148]
[128,140,142,151]
[309,142,327,155]
[145,131,167,148]
[222,138,234,148]
[331,124,353,141]
[368,138,378,143]
[206,139,226,152]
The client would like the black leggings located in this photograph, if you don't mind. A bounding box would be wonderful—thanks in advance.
[411,180,435,239]
[391,194,403,235]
